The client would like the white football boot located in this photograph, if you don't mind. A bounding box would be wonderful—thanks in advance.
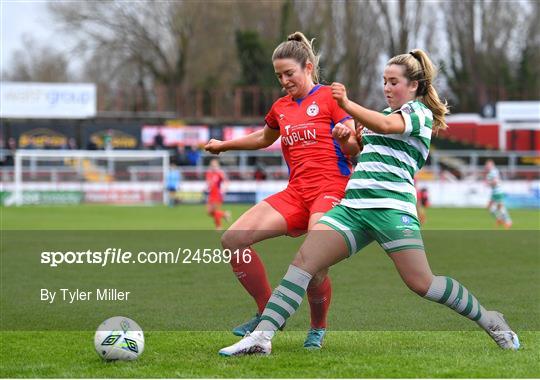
[484,311,520,350]
[219,331,272,356]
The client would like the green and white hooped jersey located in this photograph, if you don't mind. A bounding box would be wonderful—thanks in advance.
[487,168,503,195]
[340,100,433,217]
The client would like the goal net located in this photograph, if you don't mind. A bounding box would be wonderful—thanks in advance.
[8,149,170,206]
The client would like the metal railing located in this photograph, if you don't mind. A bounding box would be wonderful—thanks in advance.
[429,150,540,180]
[2,149,538,184]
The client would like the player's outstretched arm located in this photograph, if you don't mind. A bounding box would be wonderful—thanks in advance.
[331,82,406,135]
[204,126,280,154]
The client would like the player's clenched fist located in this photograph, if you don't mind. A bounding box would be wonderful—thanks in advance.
[331,82,349,109]
[205,139,225,154]
[332,122,351,143]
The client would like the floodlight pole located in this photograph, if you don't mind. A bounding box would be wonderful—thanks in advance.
[162,150,170,206]
[14,150,22,206]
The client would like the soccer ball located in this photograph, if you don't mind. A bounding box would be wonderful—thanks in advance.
[94,316,144,360]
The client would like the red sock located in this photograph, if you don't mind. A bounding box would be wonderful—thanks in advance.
[230,247,272,314]
[213,210,225,228]
[307,275,332,329]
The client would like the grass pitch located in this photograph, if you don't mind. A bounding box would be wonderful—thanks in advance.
[1,205,539,378]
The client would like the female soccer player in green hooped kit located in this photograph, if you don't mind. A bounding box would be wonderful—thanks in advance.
[219,49,520,356]
[485,159,513,228]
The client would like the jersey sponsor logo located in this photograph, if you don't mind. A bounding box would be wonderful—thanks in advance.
[401,104,413,114]
[282,123,317,146]
[279,114,285,120]
[306,102,319,117]
[396,224,418,229]
[361,128,375,136]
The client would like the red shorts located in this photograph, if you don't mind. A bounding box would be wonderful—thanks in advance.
[207,193,223,205]
[264,185,345,237]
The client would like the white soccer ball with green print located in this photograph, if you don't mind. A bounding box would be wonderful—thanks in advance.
[94,316,144,360]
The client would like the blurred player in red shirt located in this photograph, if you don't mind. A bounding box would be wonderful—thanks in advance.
[205,32,360,349]
[206,158,231,230]
[414,176,429,224]
[416,186,430,225]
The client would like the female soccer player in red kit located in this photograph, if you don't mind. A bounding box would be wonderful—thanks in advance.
[206,158,231,230]
[205,32,360,349]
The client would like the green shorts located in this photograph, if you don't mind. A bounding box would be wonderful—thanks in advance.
[491,192,505,203]
[318,205,424,256]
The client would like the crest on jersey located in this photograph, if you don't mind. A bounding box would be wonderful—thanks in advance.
[401,215,411,224]
[306,102,319,117]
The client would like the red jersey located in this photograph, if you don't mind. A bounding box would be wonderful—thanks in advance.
[265,85,352,195]
[206,169,226,200]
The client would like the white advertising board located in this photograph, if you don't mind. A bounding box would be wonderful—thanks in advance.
[416,180,540,208]
[0,82,96,119]
[223,126,282,151]
[141,126,209,147]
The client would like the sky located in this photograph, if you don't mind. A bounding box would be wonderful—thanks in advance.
[1,0,58,75]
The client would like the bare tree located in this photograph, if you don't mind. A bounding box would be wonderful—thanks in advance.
[3,35,71,82]
[516,0,540,99]
[183,0,282,89]
[375,0,425,57]
[279,0,302,42]
[443,0,535,111]
[341,0,386,107]
[49,1,199,109]
[48,0,285,113]
[292,0,385,108]
[26,0,532,118]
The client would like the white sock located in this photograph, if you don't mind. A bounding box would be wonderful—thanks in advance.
[425,275,490,329]
[255,265,312,337]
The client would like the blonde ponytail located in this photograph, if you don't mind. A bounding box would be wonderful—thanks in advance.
[388,49,449,132]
